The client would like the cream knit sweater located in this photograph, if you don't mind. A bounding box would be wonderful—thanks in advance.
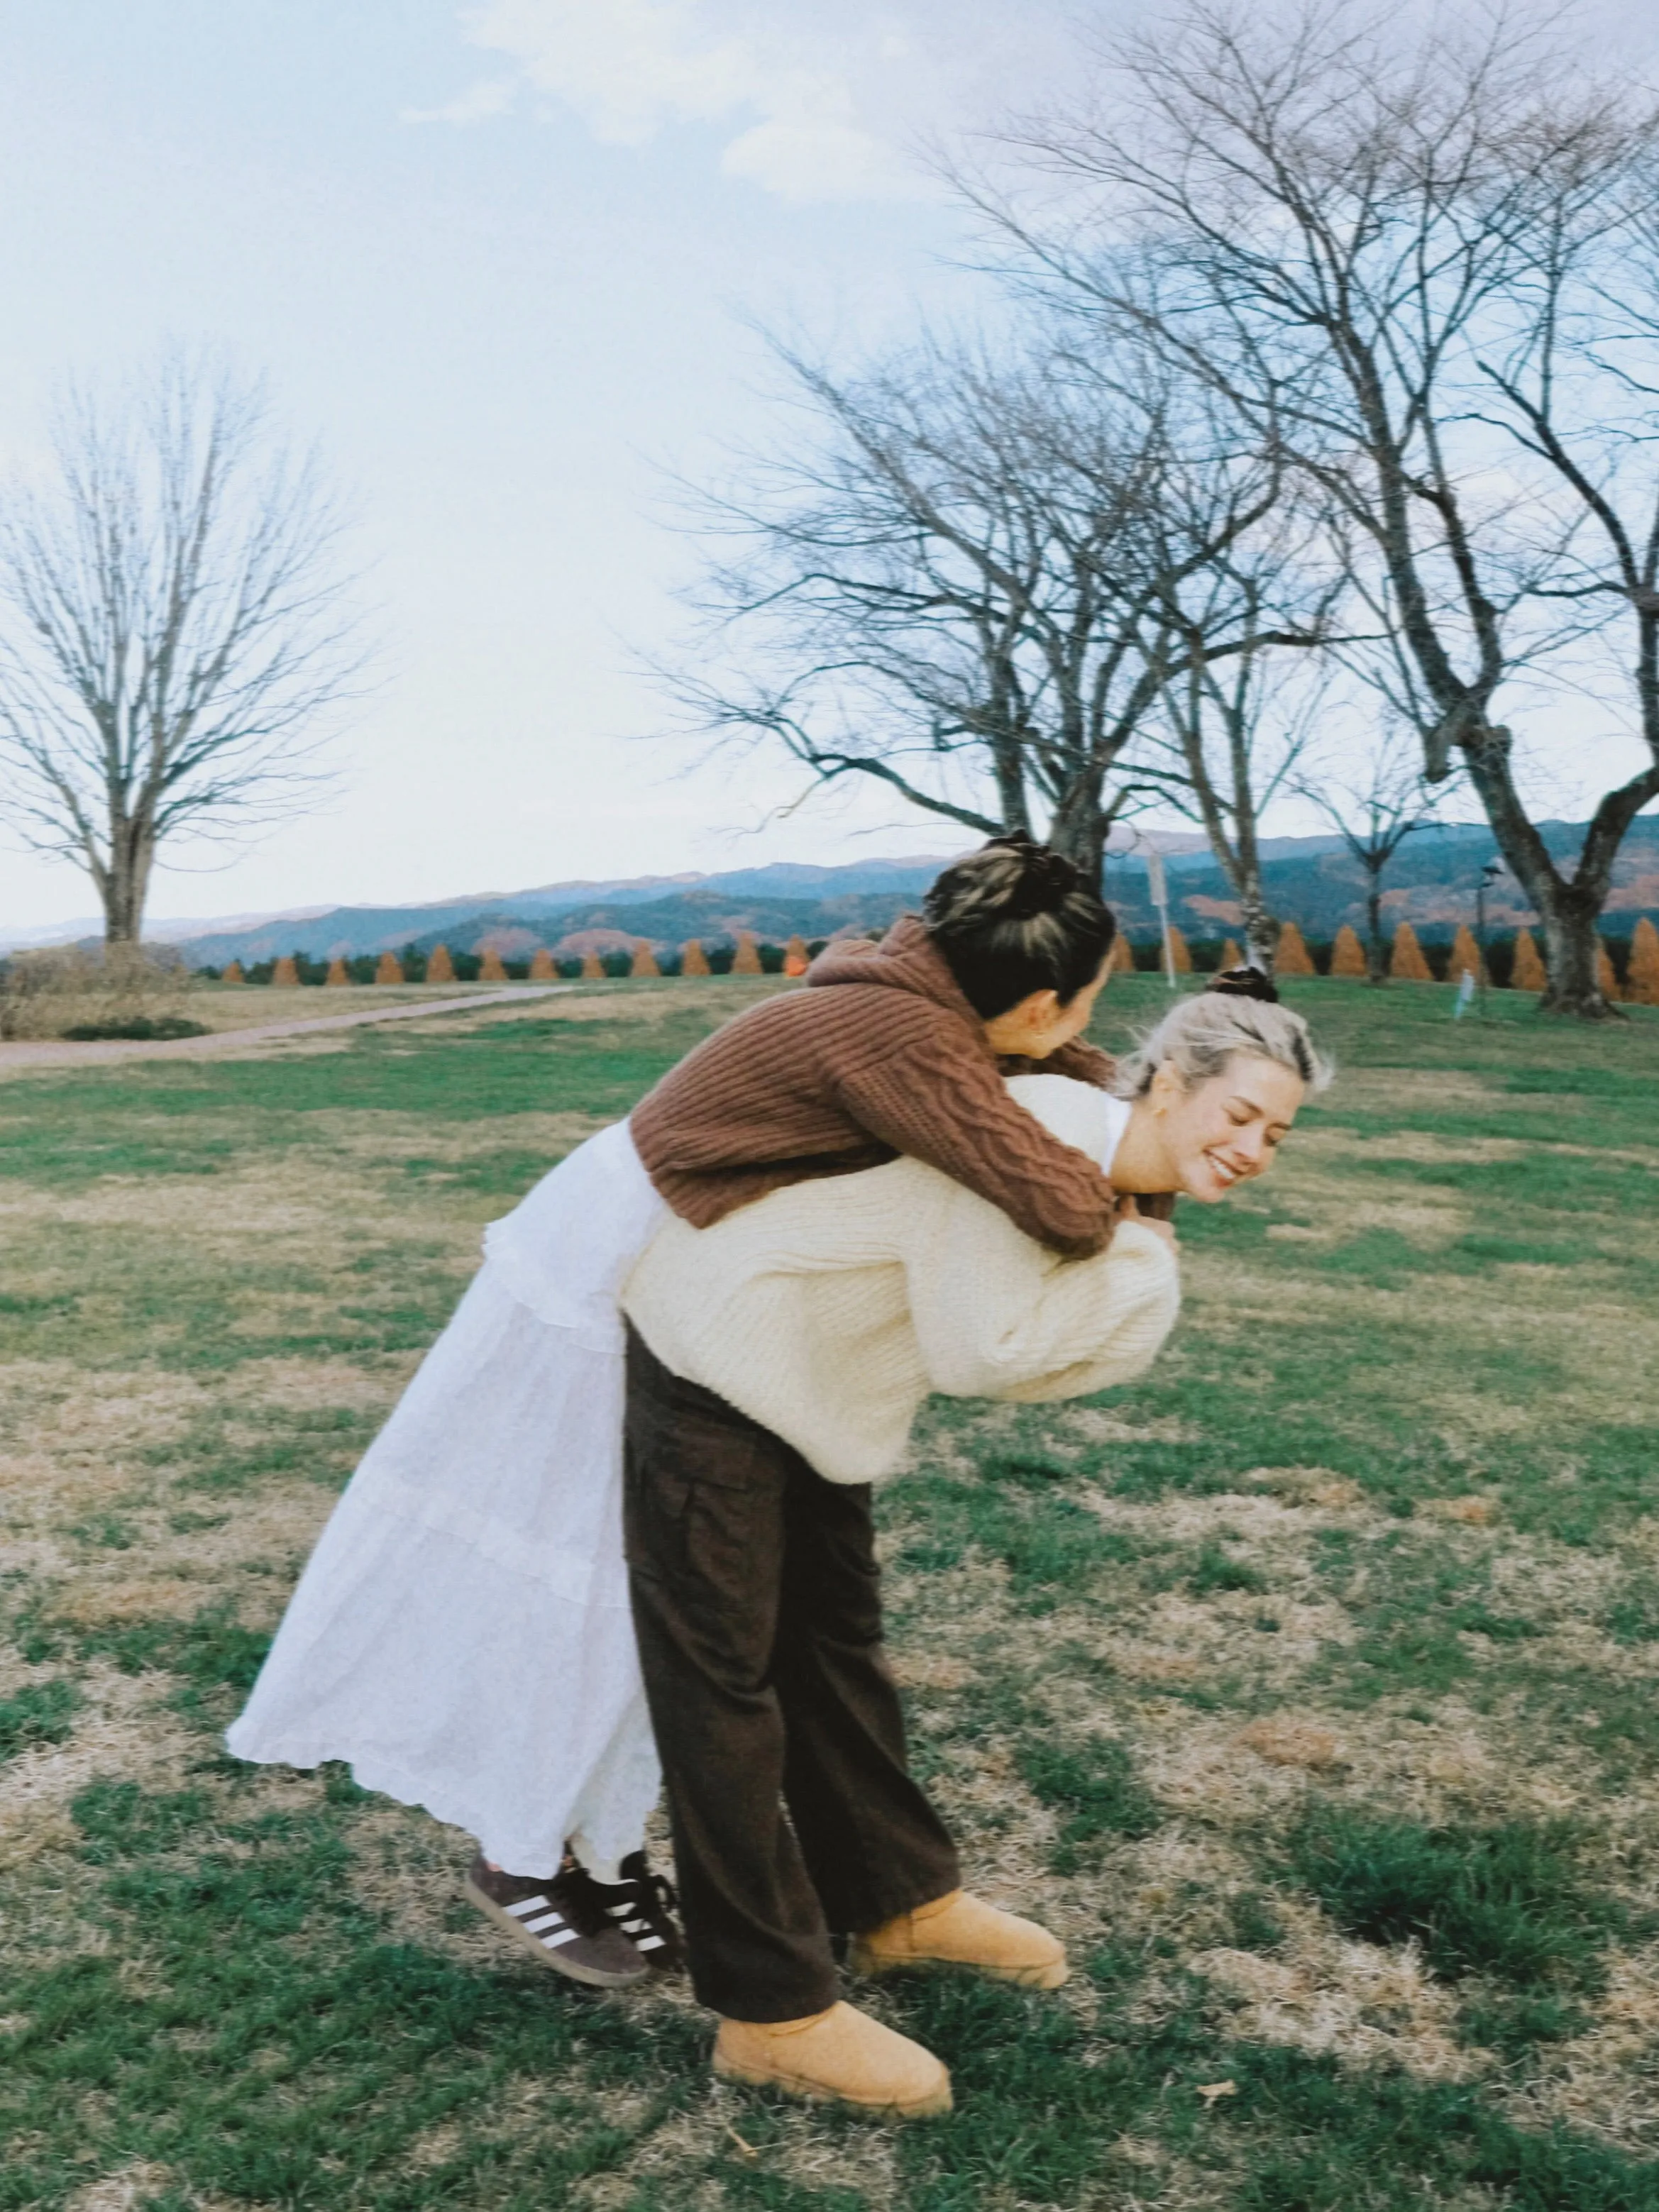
[621,1075,1181,1486]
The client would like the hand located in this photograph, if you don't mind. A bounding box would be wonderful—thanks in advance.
[1116,1194,1177,1251]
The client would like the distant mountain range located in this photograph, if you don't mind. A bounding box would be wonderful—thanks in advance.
[153,857,975,967]
[7,819,1657,965]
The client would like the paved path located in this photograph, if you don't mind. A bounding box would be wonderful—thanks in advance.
[0,985,575,1070]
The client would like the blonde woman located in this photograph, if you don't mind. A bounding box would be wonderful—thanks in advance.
[617,980,1329,2118]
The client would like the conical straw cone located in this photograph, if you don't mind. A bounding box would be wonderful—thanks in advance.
[1448,924,1485,983]
[1330,924,1366,977]
[1511,927,1546,991]
[1389,922,1433,980]
[1274,921,1316,977]
[1626,915,1659,1006]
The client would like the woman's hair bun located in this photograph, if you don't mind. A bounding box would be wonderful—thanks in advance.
[1005,841,1080,916]
[923,836,1082,930]
[1206,965,1280,1004]
[922,837,1116,1019]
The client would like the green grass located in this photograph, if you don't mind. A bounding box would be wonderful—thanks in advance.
[4,1772,695,2212]
[1015,1737,1162,1864]
[3,973,1658,2208]
[1283,1809,1625,1991]
[0,1676,82,1760]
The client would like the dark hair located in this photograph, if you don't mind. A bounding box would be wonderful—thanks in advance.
[923,837,1118,1019]
[1206,965,1280,1004]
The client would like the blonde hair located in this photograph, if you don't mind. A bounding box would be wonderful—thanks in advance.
[1113,992,1333,1100]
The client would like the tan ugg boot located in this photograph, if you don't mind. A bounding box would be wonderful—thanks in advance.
[713,2001,952,2120]
[849,1888,1069,1989]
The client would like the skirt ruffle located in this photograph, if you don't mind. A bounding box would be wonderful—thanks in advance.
[227,1122,667,1876]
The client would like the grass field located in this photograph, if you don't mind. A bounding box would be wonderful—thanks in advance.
[2,973,1658,2212]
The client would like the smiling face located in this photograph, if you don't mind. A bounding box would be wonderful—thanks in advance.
[1148,1051,1306,1202]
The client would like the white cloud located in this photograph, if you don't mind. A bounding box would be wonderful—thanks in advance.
[401,77,518,126]
[720,116,900,201]
[450,0,946,200]
[468,0,757,143]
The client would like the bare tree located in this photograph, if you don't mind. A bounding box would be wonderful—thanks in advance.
[0,354,365,944]
[1465,133,1659,992]
[671,329,1302,888]
[1141,490,1337,966]
[984,1,1659,1012]
[1296,726,1440,980]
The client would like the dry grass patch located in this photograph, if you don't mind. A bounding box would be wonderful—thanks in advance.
[1191,1930,1472,2079]
[184,984,514,1033]
[1235,1717,1345,1770]
[1418,1495,1501,1526]
[64,2160,181,2212]
[297,1106,608,1165]
[1244,1469,1367,1509]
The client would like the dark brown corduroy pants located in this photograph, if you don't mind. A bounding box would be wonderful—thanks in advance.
[622,1323,960,2022]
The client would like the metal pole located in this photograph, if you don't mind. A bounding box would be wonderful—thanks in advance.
[1477,860,1501,1018]
[1146,848,1176,990]
[1476,871,1486,1017]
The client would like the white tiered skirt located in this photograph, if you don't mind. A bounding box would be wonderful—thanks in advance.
[226,1119,668,1877]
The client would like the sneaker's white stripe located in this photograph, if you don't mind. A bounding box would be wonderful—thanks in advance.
[504,1895,551,1919]
[521,1910,566,1935]
[538,1928,581,1950]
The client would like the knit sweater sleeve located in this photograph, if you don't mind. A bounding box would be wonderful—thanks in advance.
[827,1002,1119,1259]
[903,1197,1181,1403]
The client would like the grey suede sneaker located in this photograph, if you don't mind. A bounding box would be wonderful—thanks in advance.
[463,1854,649,1987]
[588,1850,687,1975]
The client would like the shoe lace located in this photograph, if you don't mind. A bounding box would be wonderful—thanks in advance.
[550,1861,616,1938]
[614,1864,679,1937]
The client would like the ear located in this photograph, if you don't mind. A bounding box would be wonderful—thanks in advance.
[1005,986,1059,1036]
[1148,1060,1184,1114]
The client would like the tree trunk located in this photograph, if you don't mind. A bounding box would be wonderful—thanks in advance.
[1235,863,1279,974]
[102,817,155,946]
[1047,778,1108,894]
[991,727,1034,838]
[1461,730,1618,1017]
[1365,873,1387,984]
[1538,899,1616,1019]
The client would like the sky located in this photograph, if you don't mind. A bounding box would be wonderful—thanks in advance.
[0,0,1653,934]
[0,0,1086,931]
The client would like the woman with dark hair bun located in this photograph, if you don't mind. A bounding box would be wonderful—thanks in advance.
[624,835,1128,1257]
[922,835,1118,1023]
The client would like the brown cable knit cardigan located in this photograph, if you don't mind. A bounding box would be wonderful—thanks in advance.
[629,916,1122,1259]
